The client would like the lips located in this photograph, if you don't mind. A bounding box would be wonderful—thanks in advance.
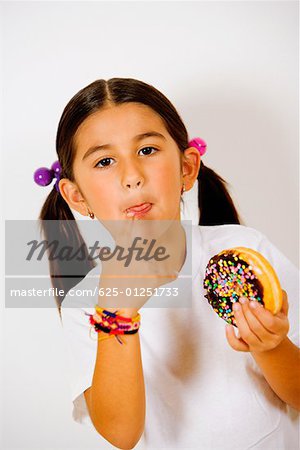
[126,202,152,213]
[125,202,153,218]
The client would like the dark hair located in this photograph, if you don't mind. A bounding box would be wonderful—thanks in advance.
[39,78,242,318]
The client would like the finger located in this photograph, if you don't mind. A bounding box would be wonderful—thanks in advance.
[225,324,250,352]
[249,299,287,334]
[233,301,262,346]
[239,297,271,342]
[280,290,289,316]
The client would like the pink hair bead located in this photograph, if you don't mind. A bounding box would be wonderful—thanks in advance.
[188,137,207,156]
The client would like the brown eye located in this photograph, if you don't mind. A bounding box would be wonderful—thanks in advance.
[138,147,158,156]
[95,157,114,169]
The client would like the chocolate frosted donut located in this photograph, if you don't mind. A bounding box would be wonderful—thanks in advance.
[203,247,282,327]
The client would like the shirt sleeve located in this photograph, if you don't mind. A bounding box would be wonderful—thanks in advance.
[257,233,299,347]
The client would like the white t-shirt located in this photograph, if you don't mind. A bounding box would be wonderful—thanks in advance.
[60,224,299,449]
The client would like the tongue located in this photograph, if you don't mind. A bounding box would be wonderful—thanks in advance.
[128,203,151,212]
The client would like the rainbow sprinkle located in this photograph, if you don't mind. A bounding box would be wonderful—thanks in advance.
[203,250,264,327]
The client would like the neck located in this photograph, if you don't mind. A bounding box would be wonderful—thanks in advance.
[154,219,187,277]
[107,217,187,277]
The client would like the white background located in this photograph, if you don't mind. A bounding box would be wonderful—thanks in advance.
[2,1,299,449]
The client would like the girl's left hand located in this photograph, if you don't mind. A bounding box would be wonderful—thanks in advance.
[225,290,290,353]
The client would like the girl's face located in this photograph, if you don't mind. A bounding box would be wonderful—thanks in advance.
[60,102,199,221]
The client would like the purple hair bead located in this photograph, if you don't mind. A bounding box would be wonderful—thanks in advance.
[33,160,62,192]
[33,167,54,186]
[51,160,62,178]
[188,137,207,156]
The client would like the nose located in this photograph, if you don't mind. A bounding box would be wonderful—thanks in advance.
[126,179,142,189]
[122,161,144,190]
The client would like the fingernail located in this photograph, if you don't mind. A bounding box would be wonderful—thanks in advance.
[233,302,240,311]
[239,297,247,304]
[250,301,258,309]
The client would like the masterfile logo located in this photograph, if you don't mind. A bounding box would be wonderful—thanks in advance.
[5,219,193,309]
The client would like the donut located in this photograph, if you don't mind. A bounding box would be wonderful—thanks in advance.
[203,247,283,327]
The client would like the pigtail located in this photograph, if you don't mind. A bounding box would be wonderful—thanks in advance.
[197,162,243,226]
[39,187,95,320]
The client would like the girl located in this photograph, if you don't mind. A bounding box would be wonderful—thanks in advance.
[37,78,299,449]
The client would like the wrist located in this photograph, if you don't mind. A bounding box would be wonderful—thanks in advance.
[251,336,289,358]
[97,306,140,319]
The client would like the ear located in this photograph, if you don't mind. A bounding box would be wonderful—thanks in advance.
[181,147,201,191]
[58,178,89,217]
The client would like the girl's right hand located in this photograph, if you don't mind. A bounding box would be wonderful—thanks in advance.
[97,219,185,314]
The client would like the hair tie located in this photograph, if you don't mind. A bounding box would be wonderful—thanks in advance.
[33,161,62,192]
[188,137,207,156]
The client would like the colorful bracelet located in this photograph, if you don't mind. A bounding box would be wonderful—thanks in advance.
[85,306,141,345]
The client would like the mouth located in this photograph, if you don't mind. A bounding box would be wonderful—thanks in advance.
[125,202,153,218]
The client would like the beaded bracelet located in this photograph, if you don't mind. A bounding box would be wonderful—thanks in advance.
[85,306,141,345]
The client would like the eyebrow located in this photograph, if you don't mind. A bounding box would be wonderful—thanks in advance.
[82,131,167,161]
